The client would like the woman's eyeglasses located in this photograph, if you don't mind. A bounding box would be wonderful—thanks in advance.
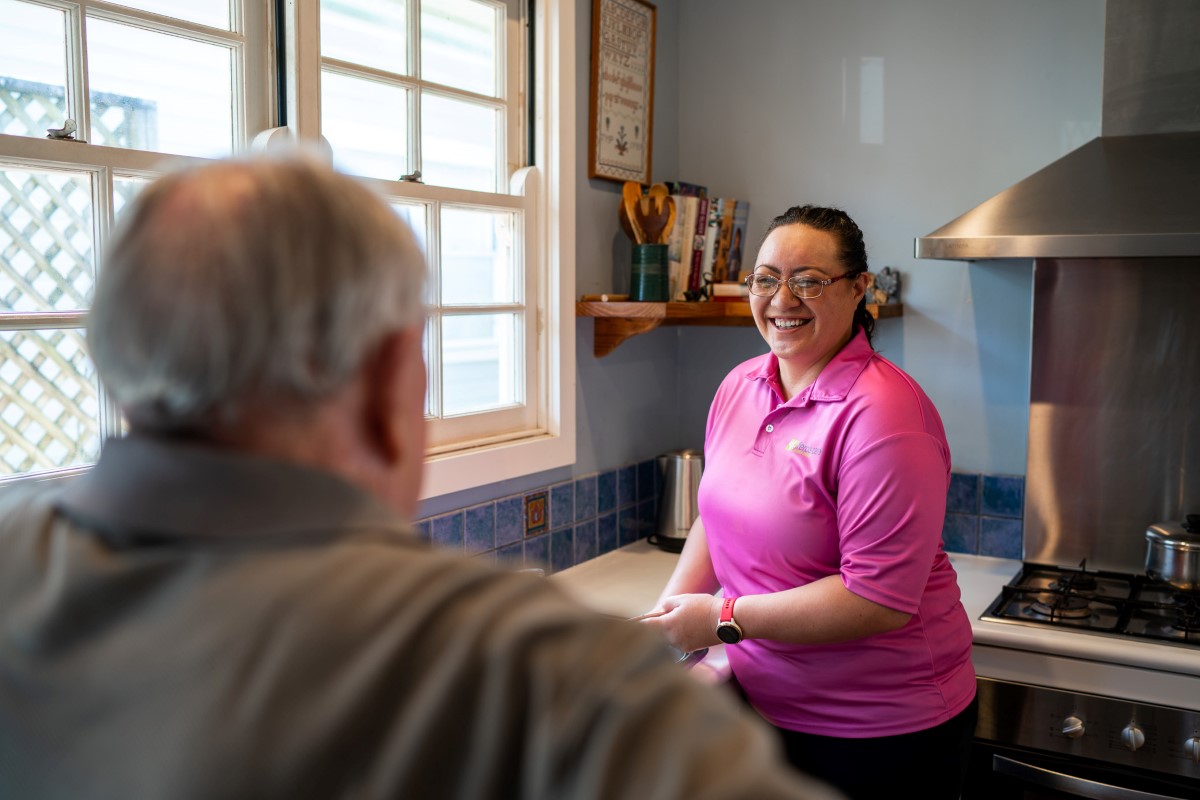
[744,272,854,299]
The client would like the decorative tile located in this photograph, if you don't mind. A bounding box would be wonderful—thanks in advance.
[464,503,495,554]
[618,465,637,507]
[980,517,1023,559]
[550,528,574,573]
[524,491,547,537]
[637,459,657,502]
[947,472,980,515]
[473,550,497,566]
[550,482,573,530]
[412,519,431,544]
[574,519,597,564]
[574,475,597,522]
[524,534,549,569]
[597,470,617,514]
[942,513,979,555]
[496,495,524,547]
[431,512,464,551]
[982,475,1025,518]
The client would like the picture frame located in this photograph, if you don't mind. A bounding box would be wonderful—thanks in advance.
[588,0,656,184]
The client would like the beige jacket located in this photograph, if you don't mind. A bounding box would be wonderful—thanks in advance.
[0,435,839,800]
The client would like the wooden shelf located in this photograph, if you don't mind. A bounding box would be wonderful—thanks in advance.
[577,300,902,357]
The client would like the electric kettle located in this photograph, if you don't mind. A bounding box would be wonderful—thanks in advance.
[650,449,703,553]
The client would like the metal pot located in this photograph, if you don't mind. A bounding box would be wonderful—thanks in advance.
[1144,515,1200,591]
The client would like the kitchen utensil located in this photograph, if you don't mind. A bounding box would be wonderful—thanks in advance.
[649,449,703,552]
[646,184,676,244]
[617,201,637,243]
[634,185,675,246]
[621,181,646,244]
[671,646,709,668]
[1145,515,1200,591]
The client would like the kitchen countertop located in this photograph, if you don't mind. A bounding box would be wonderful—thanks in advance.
[550,538,1019,625]
[554,540,1200,710]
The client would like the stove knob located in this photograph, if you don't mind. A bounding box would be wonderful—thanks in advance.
[1121,724,1145,751]
[1062,716,1085,739]
[1186,737,1200,763]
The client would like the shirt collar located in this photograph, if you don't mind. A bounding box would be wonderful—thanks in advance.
[744,327,875,406]
[56,433,410,546]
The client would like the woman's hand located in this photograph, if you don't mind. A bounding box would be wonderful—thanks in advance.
[639,593,722,654]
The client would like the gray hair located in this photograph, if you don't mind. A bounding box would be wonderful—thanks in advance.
[89,152,427,432]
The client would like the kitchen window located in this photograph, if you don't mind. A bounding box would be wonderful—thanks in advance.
[0,0,272,483]
[304,0,575,498]
[0,0,574,495]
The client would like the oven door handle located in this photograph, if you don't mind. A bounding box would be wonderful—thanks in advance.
[992,755,1188,800]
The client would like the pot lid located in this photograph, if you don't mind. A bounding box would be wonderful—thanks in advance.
[1146,516,1200,550]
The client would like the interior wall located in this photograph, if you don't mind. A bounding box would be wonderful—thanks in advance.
[672,0,1104,475]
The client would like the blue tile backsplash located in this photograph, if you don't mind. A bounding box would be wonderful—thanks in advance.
[942,472,1025,559]
[419,464,1022,571]
[981,474,1024,518]
[416,458,661,574]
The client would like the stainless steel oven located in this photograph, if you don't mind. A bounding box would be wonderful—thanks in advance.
[962,561,1200,799]
[966,678,1200,799]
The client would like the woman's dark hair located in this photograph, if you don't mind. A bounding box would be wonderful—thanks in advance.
[762,205,874,346]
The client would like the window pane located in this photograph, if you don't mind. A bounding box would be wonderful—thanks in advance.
[0,167,94,313]
[440,206,516,306]
[87,17,234,157]
[421,93,498,192]
[391,200,433,305]
[0,0,69,138]
[0,328,100,476]
[441,313,520,415]
[101,0,230,30]
[423,316,435,417]
[321,0,407,75]
[322,71,408,180]
[421,0,497,97]
[113,175,151,219]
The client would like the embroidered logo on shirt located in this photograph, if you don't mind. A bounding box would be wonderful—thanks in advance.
[786,439,822,457]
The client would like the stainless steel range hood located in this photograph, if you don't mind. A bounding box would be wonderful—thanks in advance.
[916,0,1200,261]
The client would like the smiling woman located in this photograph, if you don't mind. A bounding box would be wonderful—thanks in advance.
[643,204,978,800]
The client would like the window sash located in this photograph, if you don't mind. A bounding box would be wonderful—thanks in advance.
[5,0,272,157]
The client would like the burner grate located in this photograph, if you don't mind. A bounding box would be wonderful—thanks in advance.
[983,562,1200,648]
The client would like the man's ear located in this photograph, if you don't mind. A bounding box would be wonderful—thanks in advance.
[362,327,421,465]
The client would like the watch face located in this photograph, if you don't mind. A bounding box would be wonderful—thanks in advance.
[716,623,741,644]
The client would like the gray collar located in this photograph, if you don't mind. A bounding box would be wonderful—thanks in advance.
[57,434,411,547]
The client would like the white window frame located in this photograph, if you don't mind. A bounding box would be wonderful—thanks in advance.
[284,0,575,500]
[0,0,273,487]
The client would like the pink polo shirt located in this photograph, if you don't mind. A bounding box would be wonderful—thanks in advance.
[701,330,976,737]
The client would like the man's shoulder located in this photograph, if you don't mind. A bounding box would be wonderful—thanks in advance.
[0,479,65,535]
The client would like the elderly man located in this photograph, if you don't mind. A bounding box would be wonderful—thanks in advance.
[0,155,838,799]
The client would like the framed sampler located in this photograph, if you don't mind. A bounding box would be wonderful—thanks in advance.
[588,0,656,183]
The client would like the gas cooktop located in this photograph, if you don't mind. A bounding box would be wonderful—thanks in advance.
[981,562,1200,650]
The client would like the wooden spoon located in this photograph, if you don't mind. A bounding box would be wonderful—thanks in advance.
[622,181,646,244]
[617,201,637,243]
[649,185,677,244]
[634,187,674,246]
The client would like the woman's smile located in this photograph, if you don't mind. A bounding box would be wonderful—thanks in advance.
[769,316,813,331]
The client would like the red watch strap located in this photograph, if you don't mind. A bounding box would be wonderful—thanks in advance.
[720,596,737,623]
